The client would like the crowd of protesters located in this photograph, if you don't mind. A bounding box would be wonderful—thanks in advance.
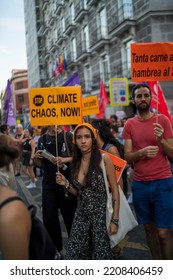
[0,82,173,260]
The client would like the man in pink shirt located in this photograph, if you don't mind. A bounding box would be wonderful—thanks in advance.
[122,83,173,260]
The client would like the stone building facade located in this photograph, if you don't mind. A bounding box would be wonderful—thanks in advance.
[24,0,173,118]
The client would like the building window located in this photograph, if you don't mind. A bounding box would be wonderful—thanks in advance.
[83,0,87,9]
[61,16,65,33]
[71,37,77,60]
[121,39,134,78]
[118,0,133,22]
[18,95,24,103]
[63,47,67,60]
[16,81,24,89]
[97,8,107,39]
[100,53,109,83]
[54,27,57,41]
[82,25,89,52]
[84,64,92,91]
[70,2,75,23]
[53,0,56,12]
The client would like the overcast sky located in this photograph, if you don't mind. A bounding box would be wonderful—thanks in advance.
[0,0,27,91]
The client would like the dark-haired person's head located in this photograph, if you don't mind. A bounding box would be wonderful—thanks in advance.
[91,119,113,142]
[73,122,97,145]
[131,83,152,99]
[110,114,118,125]
[28,127,34,137]
[71,122,101,184]
[24,128,34,138]
[0,135,19,168]
[110,124,119,134]
[0,124,10,135]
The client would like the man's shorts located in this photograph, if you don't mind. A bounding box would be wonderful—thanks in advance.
[132,178,173,228]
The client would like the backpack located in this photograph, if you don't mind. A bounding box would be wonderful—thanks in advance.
[0,196,56,260]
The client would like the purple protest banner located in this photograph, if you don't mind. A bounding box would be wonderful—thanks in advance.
[62,72,80,86]
[5,80,16,126]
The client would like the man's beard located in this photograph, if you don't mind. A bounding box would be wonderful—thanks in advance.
[136,101,151,114]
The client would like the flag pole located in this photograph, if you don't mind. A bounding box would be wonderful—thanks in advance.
[156,81,159,124]
[55,125,60,172]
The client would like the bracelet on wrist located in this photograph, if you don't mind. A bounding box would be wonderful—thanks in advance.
[65,180,73,190]
[111,217,119,225]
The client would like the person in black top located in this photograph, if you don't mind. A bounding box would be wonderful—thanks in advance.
[34,125,77,258]
[21,128,37,189]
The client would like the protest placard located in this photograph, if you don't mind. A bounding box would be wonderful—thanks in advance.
[109,78,129,106]
[82,96,99,116]
[100,150,127,183]
[29,86,82,126]
[131,42,173,81]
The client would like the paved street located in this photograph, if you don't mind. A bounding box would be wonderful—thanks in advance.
[16,173,152,260]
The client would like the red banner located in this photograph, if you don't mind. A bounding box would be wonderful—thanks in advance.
[96,81,109,119]
[147,81,172,124]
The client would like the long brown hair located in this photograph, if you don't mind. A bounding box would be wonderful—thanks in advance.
[71,125,101,186]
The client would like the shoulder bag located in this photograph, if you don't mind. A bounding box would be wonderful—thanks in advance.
[101,156,138,248]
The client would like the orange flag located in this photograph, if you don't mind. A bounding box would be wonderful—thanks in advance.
[100,150,126,183]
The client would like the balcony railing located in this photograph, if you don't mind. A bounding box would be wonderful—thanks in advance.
[66,52,78,65]
[57,29,66,44]
[42,1,49,11]
[48,11,56,25]
[90,26,110,51]
[84,79,93,92]
[77,41,91,58]
[65,17,76,35]
[42,23,50,36]
[55,0,64,15]
[113,61,131,78]
[87,0,98,6]
[118,3,133,23]
[49,38,57,52]
[75,1,89,22]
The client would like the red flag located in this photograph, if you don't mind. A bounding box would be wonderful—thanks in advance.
[57,54,64,75]
[147,81,172,124]
[96,81,109,119]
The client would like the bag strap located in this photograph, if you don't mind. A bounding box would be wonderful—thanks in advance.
[100,154,110,197]
[63,131,70,157]
[0,196,22,210]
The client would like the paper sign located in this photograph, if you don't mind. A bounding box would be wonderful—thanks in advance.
[100,150,127,182]
[110,78,129,106]
[29,86,82,126]
[82,96,99,116]
[131,42,173,81]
